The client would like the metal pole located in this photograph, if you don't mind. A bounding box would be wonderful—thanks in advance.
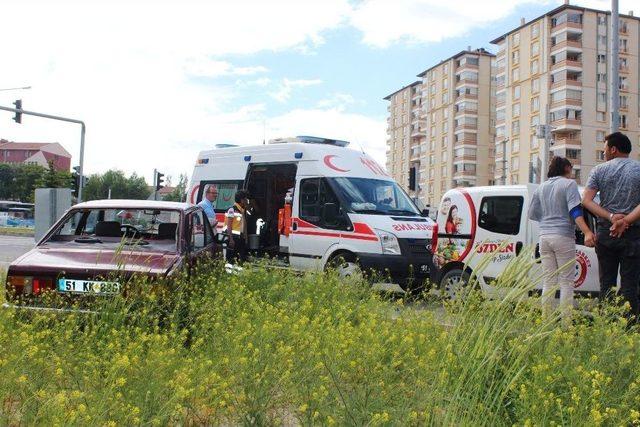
[153,168,157,201]
[0,104,86,200]
[501,139,508,185]
[542,104,551,183]
[610,0,620,133]
[78,123,86,201]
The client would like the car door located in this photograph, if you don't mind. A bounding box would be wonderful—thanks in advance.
[289,177,350,271]
[186,209,216,268]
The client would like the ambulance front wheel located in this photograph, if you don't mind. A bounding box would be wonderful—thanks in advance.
[327,253,363,280]
[440,268,470,300]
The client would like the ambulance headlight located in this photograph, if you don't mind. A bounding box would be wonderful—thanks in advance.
[375,229,401,255]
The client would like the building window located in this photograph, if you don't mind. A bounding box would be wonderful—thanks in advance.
[596,131,605,142]
[597,54,606,64]
[442,136,448,147]
[531,97,539,112]
[530,59,539,75]
[443,63,449,74]
[531,41,539,57]
[530,134,539,149]
[598,35,607,46]
[512,138,520,153]
[512,50,519,65]
[598,15,606,25]
[531,23,539,38]
[597,111,606,122]
[512,103,520,117]
[597,73,607,83]
[531,115,540,126]
[441,165,447,176]
[531,78,539,93]
[511,121,520,135]
[443,78,449,89]
[597,92,606,104]
[596,150,605,161]
[621,114,627,129]
[513,85,521,100]
[512,32,520,46]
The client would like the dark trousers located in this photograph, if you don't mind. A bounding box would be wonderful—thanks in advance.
[595,227,640,317]
[226,235,247,264]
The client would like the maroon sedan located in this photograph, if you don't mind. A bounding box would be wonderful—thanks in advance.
[4,199,220,309]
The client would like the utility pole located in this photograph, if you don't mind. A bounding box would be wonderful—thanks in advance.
[610,0,620,133]
[153,168,157,201]
[0,104,87,201]
[501,138,508,185]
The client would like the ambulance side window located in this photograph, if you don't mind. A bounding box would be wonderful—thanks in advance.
[479,196,524,235]
[299,178,346,230]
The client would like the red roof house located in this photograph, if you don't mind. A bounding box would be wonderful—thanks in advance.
[0,139,72,171]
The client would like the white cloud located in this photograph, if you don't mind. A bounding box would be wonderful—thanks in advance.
[350,0,557,47]
[184,58,268,78]
[269,78,323,103]
[316,93,357,111]
[0,0,352,183]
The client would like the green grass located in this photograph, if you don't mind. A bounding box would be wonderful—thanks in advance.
[0,226,34,236]
[0,257,639,425]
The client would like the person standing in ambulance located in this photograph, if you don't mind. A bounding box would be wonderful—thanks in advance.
[529,157,596,322]
[198,185,219,227]
[225,190,251,263]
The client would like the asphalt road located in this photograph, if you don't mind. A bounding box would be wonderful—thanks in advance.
[0,235,35,270]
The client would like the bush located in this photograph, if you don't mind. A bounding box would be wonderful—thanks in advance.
[1,259,639,425]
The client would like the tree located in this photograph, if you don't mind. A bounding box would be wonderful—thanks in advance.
[13,164,47,202]
[82,169,151,201]
[163,174,188,202]
[41,160,72,189]
[0,164,15,200]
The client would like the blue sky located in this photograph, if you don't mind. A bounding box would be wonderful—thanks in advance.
[0,0,631,184]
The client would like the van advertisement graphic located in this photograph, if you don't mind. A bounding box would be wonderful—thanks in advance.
[574,250,591,288]
[435,191,475,268]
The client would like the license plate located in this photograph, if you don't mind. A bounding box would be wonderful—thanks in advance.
[57,278,121,295]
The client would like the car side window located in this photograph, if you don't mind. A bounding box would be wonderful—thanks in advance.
[190,211,209,250]
[478,196,524,235]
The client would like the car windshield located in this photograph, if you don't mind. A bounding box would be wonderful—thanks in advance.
[44,208,181,251]
[329,177,421,216]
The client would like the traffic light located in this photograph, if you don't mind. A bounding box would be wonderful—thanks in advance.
[155,171,165,191]
[13,99,22,124]
[71,166,80,198]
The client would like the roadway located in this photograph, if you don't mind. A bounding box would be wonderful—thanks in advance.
[0,235,34,270]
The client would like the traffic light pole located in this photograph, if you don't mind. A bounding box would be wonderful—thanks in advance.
[0,104,87,201]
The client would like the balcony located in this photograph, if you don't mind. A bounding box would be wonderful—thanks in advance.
[553,137,582,147]
[550,98,582,109]
[456,78,479,88]
[454,133,478,145]
[454,108,478,117]
[551,118,581,130]
[551,20,583,34]
[454,154,477,162]
[455,123,477,132]
[551,59,582,71]
[453,170,477,179]
[550,78,582,90]
[456,62,479,72]
[456,92,478,101]
[619,64,629,74]
[496,66,505,75]
[410,127,423,138]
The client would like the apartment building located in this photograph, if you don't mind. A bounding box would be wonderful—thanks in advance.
[491,3,640,185]
[415,48,496,207]
[384,81,423,199]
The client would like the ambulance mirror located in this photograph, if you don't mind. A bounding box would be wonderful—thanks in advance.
[421,208,430,217]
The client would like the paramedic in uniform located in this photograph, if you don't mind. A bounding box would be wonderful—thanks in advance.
[225,190,250,263]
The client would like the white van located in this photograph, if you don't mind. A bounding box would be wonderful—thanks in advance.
[431,185,601,297]
[188,136,435,290]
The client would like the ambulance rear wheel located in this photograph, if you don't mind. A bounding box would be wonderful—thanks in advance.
[440,268,470,300]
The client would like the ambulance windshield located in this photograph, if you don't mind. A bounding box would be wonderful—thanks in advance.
[330,177,420,216]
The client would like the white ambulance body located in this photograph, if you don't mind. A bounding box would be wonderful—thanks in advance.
[432,185,601,296]
[188,136,435,290]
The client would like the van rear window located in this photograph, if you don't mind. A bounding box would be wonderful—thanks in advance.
[478,196,523,235]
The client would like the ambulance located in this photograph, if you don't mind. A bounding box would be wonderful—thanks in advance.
[431,185,601,297]
[188,136,435,290]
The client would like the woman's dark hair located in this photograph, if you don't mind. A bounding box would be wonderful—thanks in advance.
[605,132,632,154]
[547,156,572,178]
[235,190,250,203]
[447,205,458,223]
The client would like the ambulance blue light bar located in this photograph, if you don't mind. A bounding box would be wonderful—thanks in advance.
[294,152,303,159]
[244,155,252,161]
[296,136,350,147]
[197,158,209,165]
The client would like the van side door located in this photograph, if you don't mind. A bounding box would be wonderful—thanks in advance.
[475,195,526,284]
[288,177,350,271]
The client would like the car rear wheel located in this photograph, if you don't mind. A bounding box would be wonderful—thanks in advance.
[440,268,470,300]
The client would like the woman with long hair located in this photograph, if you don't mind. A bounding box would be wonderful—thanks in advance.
[529,156,596,322]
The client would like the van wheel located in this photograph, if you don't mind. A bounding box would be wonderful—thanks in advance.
[327,254,363,280]
[440,268,469,300]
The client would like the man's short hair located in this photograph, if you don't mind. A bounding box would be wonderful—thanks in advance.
[235,190,250,203]
[605,132,632,154]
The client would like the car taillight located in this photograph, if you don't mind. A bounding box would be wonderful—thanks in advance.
[7,276,54,295]
[431,223,439,253]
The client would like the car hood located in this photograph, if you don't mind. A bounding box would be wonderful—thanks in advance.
[10,246,180,276]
